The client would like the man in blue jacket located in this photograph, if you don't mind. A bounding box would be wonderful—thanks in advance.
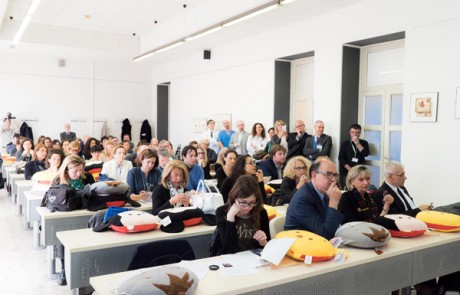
[284,158,343,239]
[181,145,204,191]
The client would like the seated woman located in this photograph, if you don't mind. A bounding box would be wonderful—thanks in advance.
[67,141,80,157]
[338,165,394,224]
[81,137,99,160]
[16,138,34,162]
[151,160,190,215]
[215,149,237,189]
[246,122,269,157]
[214,175,270,255]
[100,141,114,162]
[24,143,49,180]
[100,145,133,182]
[52,139,62,150]
[199,138,217,164]
[52,155,95,286]
[31,148,65,183]
[221,155,267,204]
[197,146,212,179]
[277,156,311,205]
[127,149,161,202]
[61,139,70,155]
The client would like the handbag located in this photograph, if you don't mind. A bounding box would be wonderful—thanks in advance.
[193,179,224,215]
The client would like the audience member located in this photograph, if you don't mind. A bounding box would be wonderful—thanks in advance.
[286,120,310,161]
[229,120,249,155]
[181,145,204,191]
[268,119,288,151]
[303,120,332,162]
[24,143,48,180]
[246,122,269,157]
[127,149,161,202]
[151,160,190,215]
[213,175,269,255]
[60,123,76,142]
[277,156,311,205]
[199,138,217,164]
[202,119,219,154]
[259,144,287,180]
[217,119,235,150]
[284,158,343,239]
[338,123,369,188]
[215,149,237,189]
[100,145,133,182]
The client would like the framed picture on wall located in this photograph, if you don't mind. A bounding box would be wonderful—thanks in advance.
[214,113,232,130]
[455,88,460,119]
[192,118,207,133]
[409,92,438,122]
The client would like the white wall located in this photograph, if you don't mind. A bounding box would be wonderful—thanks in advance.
[150,0,460,206]
[0,52,153,143]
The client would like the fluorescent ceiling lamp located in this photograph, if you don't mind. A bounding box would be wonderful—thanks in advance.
[133,0,297,61]
[185,25,223,42]
[155,40,185,54]
[223,3,279,28]
[10,0,41,48]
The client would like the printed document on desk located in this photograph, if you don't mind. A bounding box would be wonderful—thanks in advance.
[216,251,267,276]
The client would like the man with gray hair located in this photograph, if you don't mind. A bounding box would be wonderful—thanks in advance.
[303,120,332,162]
[229,120,249,155]
[375,161,432,217]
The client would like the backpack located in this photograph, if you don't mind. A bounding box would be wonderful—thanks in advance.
[40,184,83,212]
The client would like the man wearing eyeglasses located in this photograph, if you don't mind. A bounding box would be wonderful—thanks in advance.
[286,120,310,161]
[338,123,369,188]
[284,158,343,239]
[375,161,432,217]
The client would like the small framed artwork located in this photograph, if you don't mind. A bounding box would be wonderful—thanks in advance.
[192,118,207,133]
[409,92,438,122]
[455,88,460,119]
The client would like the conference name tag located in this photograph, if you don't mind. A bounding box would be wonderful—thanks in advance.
[352,157,358,163]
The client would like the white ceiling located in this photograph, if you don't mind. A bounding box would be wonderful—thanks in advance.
[0,0,365,64]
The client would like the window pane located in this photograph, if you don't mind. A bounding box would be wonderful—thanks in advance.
[367,47,404,87]
[364,130,381,161]
[364,95,382,125]
[390,94,403,125]
[366,165,380,189]
[390,131,402,162]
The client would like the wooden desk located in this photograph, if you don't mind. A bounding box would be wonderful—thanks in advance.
[37,202,153,276]
[15,180,34,215]
[58,224,216,293]
[90,232,460,295]
[10,173,25,203]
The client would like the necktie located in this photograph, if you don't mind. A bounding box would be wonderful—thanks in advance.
[397,188,412,210]
[313,137,318,149]
[323,194,329,210]
[210,131,213,138]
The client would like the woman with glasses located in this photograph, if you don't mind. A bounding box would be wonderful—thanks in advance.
[214,175,270,255]
[276,156,311,205]
[338,165,394,224]
[220,155,267,204]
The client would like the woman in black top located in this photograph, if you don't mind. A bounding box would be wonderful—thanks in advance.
[24,143,48,180]
[215,149,237,189]
[214,175,269,255]
[338,165,393,224]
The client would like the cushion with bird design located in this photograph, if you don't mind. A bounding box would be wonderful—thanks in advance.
[335,222,391,248]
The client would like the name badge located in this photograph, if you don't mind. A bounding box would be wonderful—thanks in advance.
[317,144,323,151]
[352,157,359,163]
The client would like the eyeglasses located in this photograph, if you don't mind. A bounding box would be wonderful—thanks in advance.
[388,172,405,177]
[197,152,205,155]
[237,199,258,208]
[294,166,306,171]
[245,161,256,166]
[316,170,339,180]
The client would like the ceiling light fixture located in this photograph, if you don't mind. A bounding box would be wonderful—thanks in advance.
[10,0,41,48]
[133,0,296,62]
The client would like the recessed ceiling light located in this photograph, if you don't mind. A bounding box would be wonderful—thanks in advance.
[85,14,92,20]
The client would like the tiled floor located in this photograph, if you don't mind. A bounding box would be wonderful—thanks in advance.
[0,188,69,294]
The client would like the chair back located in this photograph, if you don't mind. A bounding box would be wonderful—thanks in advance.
[127,239,195,271]
[269,215,286,238]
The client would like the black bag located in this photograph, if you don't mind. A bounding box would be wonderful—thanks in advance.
[40,184,83,212]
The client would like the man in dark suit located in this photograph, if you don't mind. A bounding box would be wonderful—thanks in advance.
[60,123,76,142]
[284,158,343,239]
[338,123,369,188]
[286,120,310,161]
[259,144,286,181]
[375,161,432,217]
[303,120,332,162]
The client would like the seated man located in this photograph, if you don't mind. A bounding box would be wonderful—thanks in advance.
[181,145,204,191]
[375,161,432,217]
[284,158,343,239]
[259,144,286,181]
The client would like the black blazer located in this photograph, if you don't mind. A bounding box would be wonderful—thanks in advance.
[286,132,310,160]
[375,182,420,217]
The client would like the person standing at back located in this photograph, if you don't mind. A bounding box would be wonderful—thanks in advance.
[60,123,76,142]
[217,119,235,151]
[338,123,369,188]
[303,120,332,162]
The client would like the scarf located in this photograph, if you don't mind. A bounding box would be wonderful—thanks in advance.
[70,178,85,190]
[167,180,184,198]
